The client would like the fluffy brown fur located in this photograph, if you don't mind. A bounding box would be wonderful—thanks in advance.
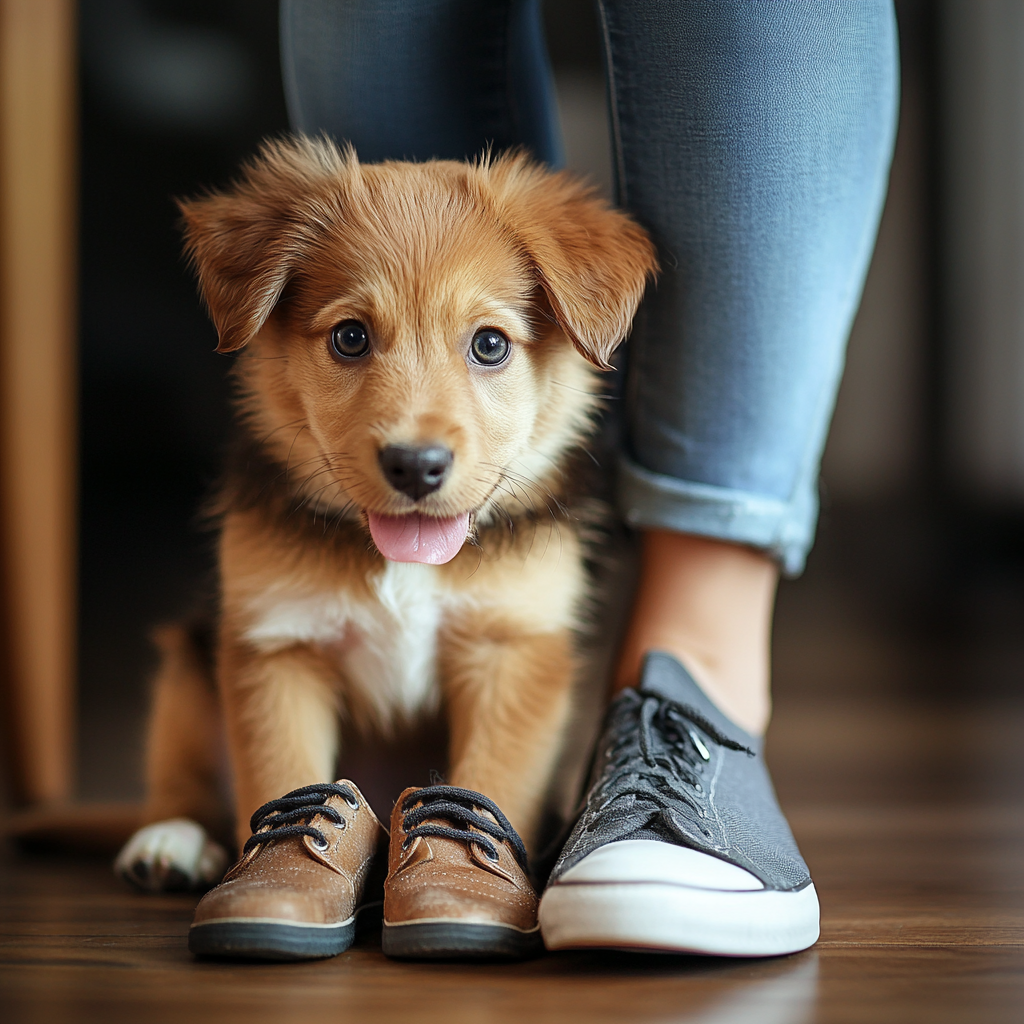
[139,136,656,855]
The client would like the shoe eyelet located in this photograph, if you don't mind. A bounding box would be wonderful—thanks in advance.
[333,817,347,831]
[312,836,330,852]
[345,795,359,810]
[482,846,500,863]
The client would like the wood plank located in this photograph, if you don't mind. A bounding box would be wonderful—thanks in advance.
[6,800,142,854]
[1,796,1022,1023]
[0,0,78,804]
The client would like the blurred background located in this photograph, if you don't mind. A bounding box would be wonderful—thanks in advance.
[3,0,1024,815]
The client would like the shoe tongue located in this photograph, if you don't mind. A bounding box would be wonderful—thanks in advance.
[637,651,757,749]
[367,512,470,564]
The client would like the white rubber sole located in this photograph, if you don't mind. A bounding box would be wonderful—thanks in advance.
[539,841,819,957]
[540,881,819,956]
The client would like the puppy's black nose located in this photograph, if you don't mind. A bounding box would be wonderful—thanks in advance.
[378,444,453,500]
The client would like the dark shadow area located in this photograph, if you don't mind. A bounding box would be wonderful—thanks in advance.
[77,0,287,798]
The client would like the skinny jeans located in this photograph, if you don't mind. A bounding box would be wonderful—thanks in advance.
[280,0,899,573]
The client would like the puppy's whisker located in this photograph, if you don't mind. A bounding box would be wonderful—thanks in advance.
[291,461,340,492]
[283,424,312,482]
[261,447,324,472]
[254,417,306,447]
[494,468,567,559]
[522,445,572,473]
[494,466,569,521]
[326,498,360,536]
[250,450,334,504]
[290,484,342,522]
[551,379,613,400]
[294,465,347,493]
[289,459,362,521]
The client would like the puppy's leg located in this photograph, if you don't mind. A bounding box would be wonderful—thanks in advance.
[440,621,576,852]
[143,624,225,828]
[117,624,230,891]
[218,641,340,853]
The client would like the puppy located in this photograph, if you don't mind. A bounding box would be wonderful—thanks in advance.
[115,136,656,890]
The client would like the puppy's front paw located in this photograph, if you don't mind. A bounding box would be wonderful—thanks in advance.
[115,818,229,892]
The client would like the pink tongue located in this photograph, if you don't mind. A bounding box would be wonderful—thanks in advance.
[367,512,470,564]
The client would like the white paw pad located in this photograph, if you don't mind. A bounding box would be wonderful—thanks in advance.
[115,818,229,892]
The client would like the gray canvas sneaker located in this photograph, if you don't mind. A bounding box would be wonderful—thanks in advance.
[539,651,819,956]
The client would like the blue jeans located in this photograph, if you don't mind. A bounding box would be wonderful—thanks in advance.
[280,0,898,573]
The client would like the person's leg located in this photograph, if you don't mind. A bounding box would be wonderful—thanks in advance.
[615,532,777,732]
[602,0,899,733]
[540,0,898,957]
[279,0,563,165]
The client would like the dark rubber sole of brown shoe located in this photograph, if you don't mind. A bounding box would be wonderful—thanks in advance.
[189,901,383,961]
[382,920,543,960]
[189,918,356,960]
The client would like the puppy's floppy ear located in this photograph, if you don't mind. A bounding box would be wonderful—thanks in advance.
[179,135,357,353]
[178,191,296,354]
[489,155,658,369]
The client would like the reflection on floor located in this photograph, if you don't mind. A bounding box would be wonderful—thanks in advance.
[2,793,1022,1024]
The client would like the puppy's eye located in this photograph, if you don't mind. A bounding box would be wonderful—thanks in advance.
[470,328,510,366]
[330,320,370,360]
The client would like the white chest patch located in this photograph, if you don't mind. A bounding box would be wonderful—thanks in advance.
[243,561,448,725]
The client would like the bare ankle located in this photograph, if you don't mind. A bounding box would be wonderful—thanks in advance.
[614,531,777,735]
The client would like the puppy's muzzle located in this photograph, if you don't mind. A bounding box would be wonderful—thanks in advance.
[378,443,453,501]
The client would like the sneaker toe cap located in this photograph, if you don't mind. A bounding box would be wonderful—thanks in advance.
[557,839,764,891]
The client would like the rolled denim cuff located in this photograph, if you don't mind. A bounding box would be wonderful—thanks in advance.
[617,456,818,577]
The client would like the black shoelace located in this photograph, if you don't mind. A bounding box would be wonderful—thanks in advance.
[588,691,753,836]
[400,785,529,871]
[243,782,359,856]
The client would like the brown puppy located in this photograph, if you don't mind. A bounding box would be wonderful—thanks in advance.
[115,136,656,890]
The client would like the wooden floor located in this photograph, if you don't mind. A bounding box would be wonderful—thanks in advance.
[3,705,1023,1023]
[0,803,1022,1023]
[4,538,1024,1022]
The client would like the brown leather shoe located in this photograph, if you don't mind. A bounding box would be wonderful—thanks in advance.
[382,785,543,959]
[188,781,386,960]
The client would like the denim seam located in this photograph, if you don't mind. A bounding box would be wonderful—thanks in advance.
[279,4,305,137]
[595,0,628,207]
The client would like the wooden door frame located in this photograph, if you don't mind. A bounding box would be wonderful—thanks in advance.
[0,0,77,808]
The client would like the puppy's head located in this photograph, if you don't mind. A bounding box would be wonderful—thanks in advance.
[181,136,656,564]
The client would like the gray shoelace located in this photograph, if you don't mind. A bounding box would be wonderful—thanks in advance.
[586,690,754,839]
